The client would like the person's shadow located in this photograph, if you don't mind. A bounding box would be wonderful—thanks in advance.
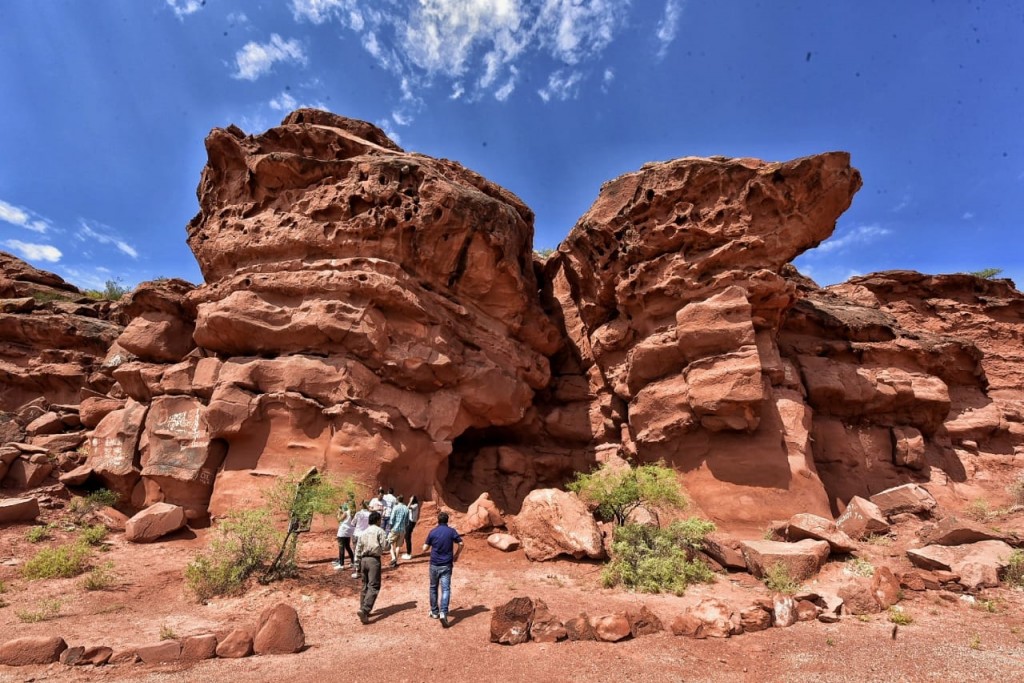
[446,605,489,626]
[370,601,417,622]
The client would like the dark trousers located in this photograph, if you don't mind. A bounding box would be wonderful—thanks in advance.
[359,556,382,614]
[338,537,354,564]
[405,521,417,554]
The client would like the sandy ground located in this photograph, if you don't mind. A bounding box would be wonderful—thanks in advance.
[2,511,1024,683]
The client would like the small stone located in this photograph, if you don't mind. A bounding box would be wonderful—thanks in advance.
[215,629,253,658]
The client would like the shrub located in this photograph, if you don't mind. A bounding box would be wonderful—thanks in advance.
[1009,477,1024,507]
[159,624,177,641]
[888,606,913,625]
[81,561,115,591]
[16,599,62,623]
[25,526,50,543]
[1003,550,1024,588]
[78,524,108,546]
[22,543,91,580]
[968,268,1002,279]
[845,557,875,577]
[84,278,130,301]
[601,519,716,595]
[67,488,120,523]
[568,461,688,526]
[763,562,800,594]
[184,508,279,601]
[964,498,990,521]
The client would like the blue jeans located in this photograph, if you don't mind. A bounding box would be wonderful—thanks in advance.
[429,563,453,616]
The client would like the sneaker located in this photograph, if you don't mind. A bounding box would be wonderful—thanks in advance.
[351,572,359,579]
[332,561,342,570]
[401,554,412,560]
[358,610,369,624]
[429,612,439,619]
[439,614,450,628]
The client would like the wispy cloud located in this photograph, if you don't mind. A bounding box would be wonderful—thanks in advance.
[806,223,891,256]
[289,0,647,124]
[166,0,204,19]
[269,92,298,112]
[4,239,62,263]
[538,69,582,102]
[655,0,684,59]
[962,211,975,220]
[76,220,139,259]
[601,67,615,92]
[892,193,911,213]
[232,34,307,81]
[0,198,51,234]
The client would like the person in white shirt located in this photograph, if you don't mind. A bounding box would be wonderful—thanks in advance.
[350,501,371,578]
[334,502,356,570]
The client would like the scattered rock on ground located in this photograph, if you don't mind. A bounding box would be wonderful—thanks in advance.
[125,502,187,543]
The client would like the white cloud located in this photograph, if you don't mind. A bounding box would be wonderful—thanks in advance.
[892,193,911,213]
[377,119,402,145]
[806,223,891,256]
[76,220,139,260]
[4,240,62,263]
[227,11,249,25]
[291,1,643,104]
[962,211,975,220]
[655,0,684,58]
[232,34,307,81]
[269,92,299,111]
[0,198,51,233]
[166,0,204,19]
[601,67,614,92]
[391,109,413,126]
[57,266,108,291]
[538,69,582,102]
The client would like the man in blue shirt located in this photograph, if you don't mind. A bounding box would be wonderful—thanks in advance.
[422,511,464,628]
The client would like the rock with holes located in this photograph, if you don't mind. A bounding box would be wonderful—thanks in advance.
[565,613,597,641]
[529,599,566,643]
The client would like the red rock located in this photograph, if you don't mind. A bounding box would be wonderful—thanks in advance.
[869,484,937,518]
[891,425,926,470]
[490,597,534,645]
[125,502,187,543]
[59,464,93,485]
[786,513,857,553]
[836,496,890,540]
[796,600,820,621]
[0,496,39,522]
[871,566,901,608]
[136,641,181,664]
[678,598,733,638]
[837,579,881,615]
[740,539,831,582]
[739,606,772,632]
[86,399,147,499]
[59,646,85,665]
[2,456,53,488]
[511,489,604,561]
[215,628,253,658]
[253,603,305,655]
[108,649,140,665]
[529,599,566,643]
[896,568,940,591]
[487,533,520,552]
[94,505,129,531]
[589,613,632,642]
[79,397,126,428]
[463,492,504,533]
[670,613,705,638]
[564,613,597,641]
[920,516,1008,546]
[626,605,663,637]
[26,411,63,436]
[180,634,217,662]
[78,646,113,666]
[0,636,67,665]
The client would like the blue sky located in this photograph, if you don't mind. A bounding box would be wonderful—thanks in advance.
[1,1,1021,290]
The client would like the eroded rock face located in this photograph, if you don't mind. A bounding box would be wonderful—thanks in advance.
[545,152,861,525]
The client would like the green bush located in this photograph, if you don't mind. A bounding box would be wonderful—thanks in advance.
[25,526,50,543]
[81,561,115,591]
[185,508,280,601]
[888,606,913,625]
[22,543,92,580]
[84,278,130,301]
[1004,550,1024,588]
[601,519,716,595]
[16,598,62,623]
[968,268,1003,279]
[763,562,800,594]
[67,488,120,523]
[569,462,688,525]
[845,557,875,577]
[78,524,108,546]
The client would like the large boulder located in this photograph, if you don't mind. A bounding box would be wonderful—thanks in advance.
[869,484,937,518]
[124,502,187,543]
[463,492,504,533]
[0,636,68,665]
[836,496,890,540]
[907,540,1016,590]
[253,603,305,655]
[511,489,604,561]
[786,513,857,553]
[0,496,39,523]
[739,539,831,582]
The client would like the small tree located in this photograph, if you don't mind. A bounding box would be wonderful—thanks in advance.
[968,268,1003,279]
[568,461,687,525]
[602,519,716,594]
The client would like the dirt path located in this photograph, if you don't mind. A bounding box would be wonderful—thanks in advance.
[2,523,1024,682]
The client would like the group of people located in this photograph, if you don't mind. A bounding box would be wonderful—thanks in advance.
[334,487,464,628]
